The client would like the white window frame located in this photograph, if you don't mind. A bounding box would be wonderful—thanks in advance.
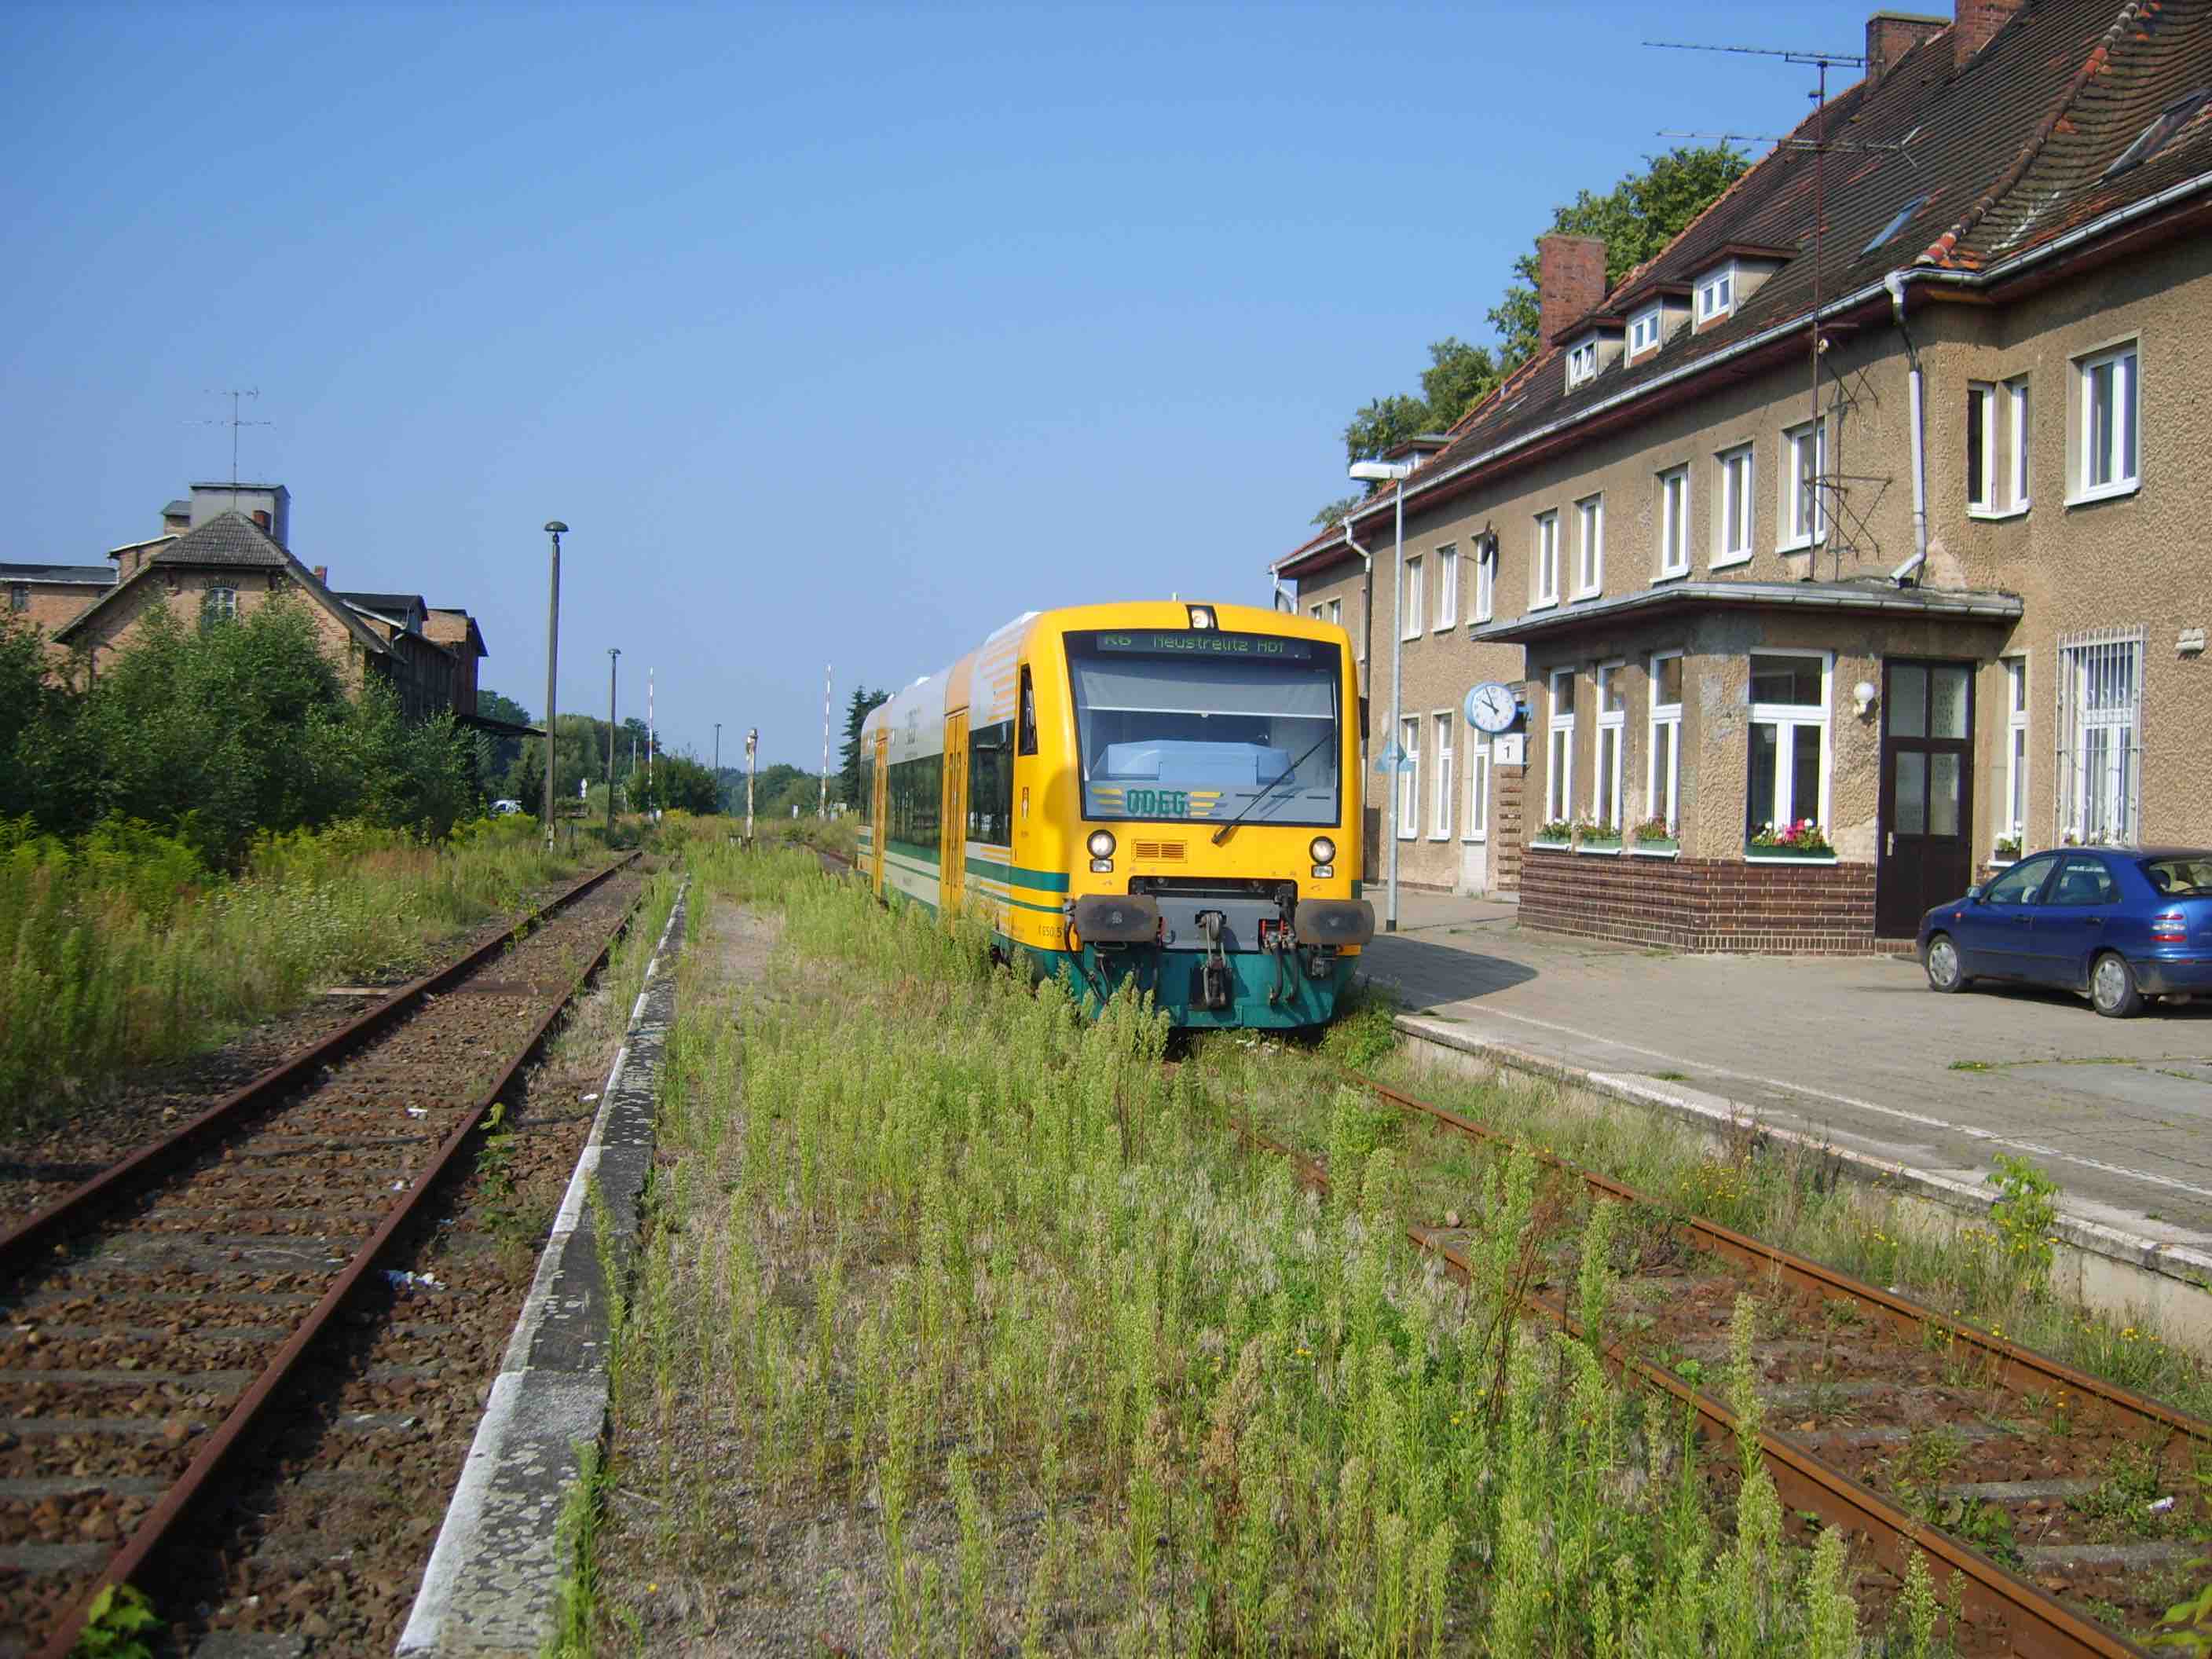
[1628,304,1662,357]
[1780,418,1826,551]
[1531,510,1559,609]
[1464,734,1491,842]
[1401,552,1424,639]
[1573,494,1604,599]
[1309,602,1324,621]
[1431,711,1454,839]
[1435,545,1458,631]
[1694,262,1737,325]
[1472,540,1494,624]
[1397,713,1421,840]
[1566,336,1599,389]
[1746,650,1833,837]
[203,585,240,623]
[2007,377,2032,514]
[1546,668,1577,825]
[1594,660,1627,832]
[1966,382,1996,513]
[1713,442,1753,568]
[1647,650,1682,830]
[2057,629,2143,844]
[1657,465,1690,578]
[2002,654,2029,849]
[2070,341,2140,505]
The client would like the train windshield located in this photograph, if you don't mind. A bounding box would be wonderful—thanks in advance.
[1064,629,1341,827]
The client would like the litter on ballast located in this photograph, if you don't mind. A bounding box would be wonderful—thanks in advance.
[406,1107,429,1119]
[384,1270,445,1291]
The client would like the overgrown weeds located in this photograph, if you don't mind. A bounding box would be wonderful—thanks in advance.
[590,850,1869,1653]
[0,812,586,1130]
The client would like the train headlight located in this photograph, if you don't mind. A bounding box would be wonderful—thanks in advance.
[1087,830,1116,859]
[1309,836,1336,865]
[1187,604,1217,630]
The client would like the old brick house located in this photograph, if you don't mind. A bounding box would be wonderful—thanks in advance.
[5,482,489,725]
[1277,0,2212,952]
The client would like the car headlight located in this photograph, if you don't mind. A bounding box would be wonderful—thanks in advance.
[1087,829,1116,859]
[1309,836,1336,865]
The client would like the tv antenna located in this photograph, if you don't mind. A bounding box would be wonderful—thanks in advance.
[196,388,273,485]
[1647,38,1874,576]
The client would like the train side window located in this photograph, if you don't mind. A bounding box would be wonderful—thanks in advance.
[1018,665,1038,756]
[967,720,1015,844]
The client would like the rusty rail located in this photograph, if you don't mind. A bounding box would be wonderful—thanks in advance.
[13,855,645,1659]
[1360,1072,2211,1453]
[1236,1108,2153,1659]
[0,854,635,1276]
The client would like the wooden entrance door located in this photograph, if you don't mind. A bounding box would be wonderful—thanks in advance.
[870,730,888,897]
[939,712,968,914]
[1877,659,1976,937]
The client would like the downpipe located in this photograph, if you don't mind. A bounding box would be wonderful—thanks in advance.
[1886,272,1930,587]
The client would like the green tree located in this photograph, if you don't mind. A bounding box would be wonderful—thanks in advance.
[837,686,889,805]
[1487,143,1749,368]
[1419,336,1499,427]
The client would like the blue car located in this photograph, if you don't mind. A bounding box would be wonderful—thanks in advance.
[1917,846,2212,1017]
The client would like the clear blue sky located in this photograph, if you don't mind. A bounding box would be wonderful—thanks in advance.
[2,2,1861,771]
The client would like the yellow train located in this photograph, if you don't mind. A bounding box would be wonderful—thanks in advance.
[856,599,1375,1027]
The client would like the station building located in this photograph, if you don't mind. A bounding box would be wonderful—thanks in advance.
[1275,0,2212,951]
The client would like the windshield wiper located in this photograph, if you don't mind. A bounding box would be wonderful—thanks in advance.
[1210,731,1335,846]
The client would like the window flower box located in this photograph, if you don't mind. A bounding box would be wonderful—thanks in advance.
[1532,818,1573,851]
[1748,818,1837,864]
[1575,837,1622,855]
[1630,817,1677,857]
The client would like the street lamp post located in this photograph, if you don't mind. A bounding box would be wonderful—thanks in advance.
[541,521,567,850]
[714,722,723,811]
[745,727,758,844]
[1346,461,1413,934]
[606,646,621,843]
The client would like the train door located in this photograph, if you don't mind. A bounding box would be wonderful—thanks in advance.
[870,730,889,897]
[940,711,968,913]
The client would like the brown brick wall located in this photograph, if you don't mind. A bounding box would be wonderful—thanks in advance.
[1520,847,1880,953]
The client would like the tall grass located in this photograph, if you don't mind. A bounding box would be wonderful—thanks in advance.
[593,848,1878,1654]
[0,812,588,1130]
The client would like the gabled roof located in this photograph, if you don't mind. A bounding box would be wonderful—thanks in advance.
[337,591,429,632]
[1276,0,2212,578]
[55,511,392,658]
[0,562,115,585]
[148,511,290,569]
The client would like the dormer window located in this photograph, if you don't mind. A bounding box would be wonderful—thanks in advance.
[1566,335,1601,390]
[1628,305,1663,358]
[1694,263,1737,327]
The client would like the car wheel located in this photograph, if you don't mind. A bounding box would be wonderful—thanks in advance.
[2090,951,2144,1019]
[1925,934,1969,994]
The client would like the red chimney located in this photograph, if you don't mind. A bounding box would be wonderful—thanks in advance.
[1866,10,1946,79]
[1954,0,2022,65]
[1537,234,1608,346]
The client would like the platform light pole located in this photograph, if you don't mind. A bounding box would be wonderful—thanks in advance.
[714,722,723,812]
[606,646,621,842]
[820,664,833,819]
[541,521,567,850]
[1346,462,1413,934]
[745,727,758,843]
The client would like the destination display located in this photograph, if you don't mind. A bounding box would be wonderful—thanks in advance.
[1092,631,1313,660]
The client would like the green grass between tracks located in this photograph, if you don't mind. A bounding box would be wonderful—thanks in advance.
[573,844,1915,1657]
[0,813,595,1133]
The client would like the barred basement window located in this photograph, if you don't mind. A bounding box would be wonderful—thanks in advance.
[2056,628,2143,845]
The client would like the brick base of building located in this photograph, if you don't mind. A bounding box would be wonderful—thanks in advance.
[1518,847,1880,953]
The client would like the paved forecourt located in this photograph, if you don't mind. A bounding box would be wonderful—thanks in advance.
[1359,892,2212,1251]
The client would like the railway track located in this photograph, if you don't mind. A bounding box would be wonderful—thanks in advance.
[1237,1065,2207,1657]
[0,855,646,1657]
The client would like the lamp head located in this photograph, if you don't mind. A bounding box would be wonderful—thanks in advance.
[1853,680,1878,716]
[544,519,569,535]
[1348,460,1415,483]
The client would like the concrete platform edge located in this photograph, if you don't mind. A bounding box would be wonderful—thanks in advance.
[1394,1010,2212,1352]
[396,880,689,1657]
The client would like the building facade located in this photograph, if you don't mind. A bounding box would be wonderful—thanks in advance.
[7,482,489,725]
[1276,0,2212,950]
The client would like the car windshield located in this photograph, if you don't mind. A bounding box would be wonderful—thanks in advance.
[2141,854,2212,895]
[1064,628,1340,827]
